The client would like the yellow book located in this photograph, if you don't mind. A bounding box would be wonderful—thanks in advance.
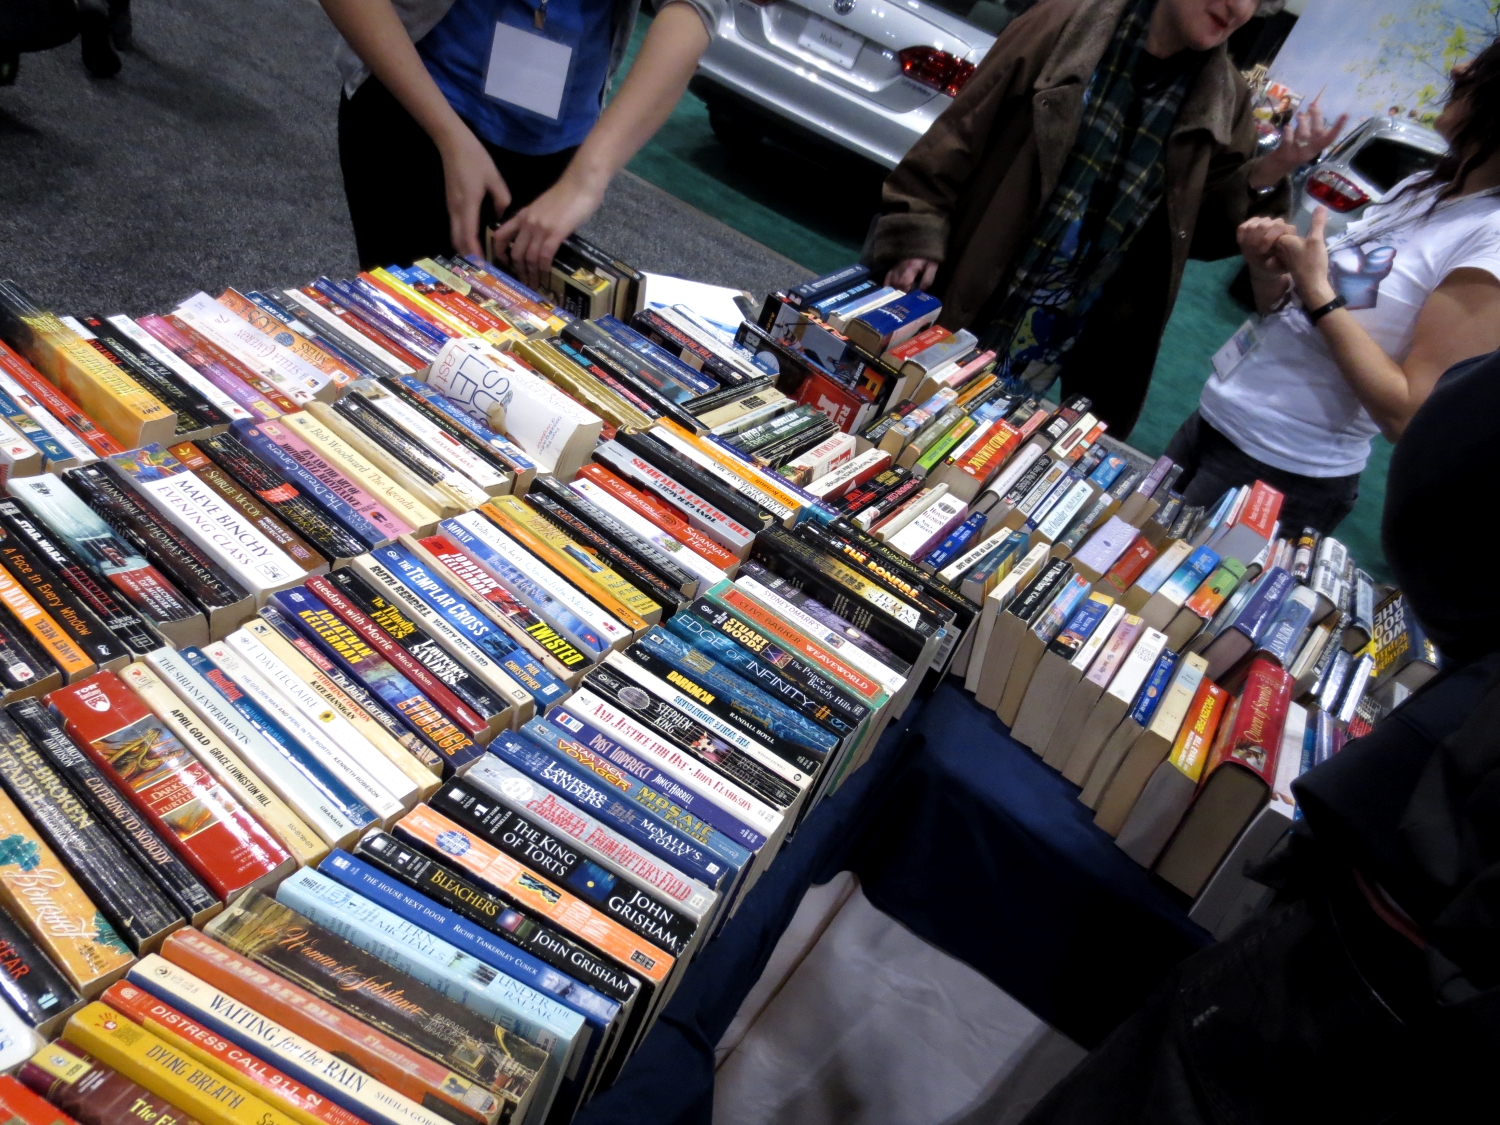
[63,1002,298,1125]
[281,408,446,529]
[369,268,520,350]
[0,789,135,998]
[480,497,659,629]
[412,258,545,340]
[0,293,175,448]
[513,339,654,432]
[242,616,442,799]
[118,661,331,864]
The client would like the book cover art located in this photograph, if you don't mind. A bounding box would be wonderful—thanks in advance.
[47,672,291,902]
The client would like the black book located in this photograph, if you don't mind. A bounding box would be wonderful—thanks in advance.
[0,601,56,693]
[6,698,220,926]
[0,709,182,952]
[428,778,697,958]
[322,568,509,725]
[613,429,773,533]
[0,524,129,672]
[0,499,160,655]
[82,314,230,432]
[331,394,453,488]
[0,901,81,1037]
[196,432,366,561]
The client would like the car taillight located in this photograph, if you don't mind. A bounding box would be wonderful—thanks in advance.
[899,46,975,98]
[1306,169,1370,213]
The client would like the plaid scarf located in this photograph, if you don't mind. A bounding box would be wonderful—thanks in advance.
[979,0,1195,391]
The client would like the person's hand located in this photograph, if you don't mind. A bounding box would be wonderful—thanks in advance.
[1276,206,1338,309]
[1254,98,1348,185]
[886,258,939,292]
[490,170,608,290]
[438,125,511,258]
[1237,215,1295,277]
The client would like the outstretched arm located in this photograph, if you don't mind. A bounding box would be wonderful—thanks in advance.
[319,0,511,256]
[1279,207,1500,441]
[490,2,711,288]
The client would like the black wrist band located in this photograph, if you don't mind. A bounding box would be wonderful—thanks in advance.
[1307,294,1347,324]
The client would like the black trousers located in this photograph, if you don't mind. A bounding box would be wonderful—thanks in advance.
[1164,410,1360,536]
[337,75,577,270]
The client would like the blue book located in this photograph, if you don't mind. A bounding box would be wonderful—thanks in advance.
[180,645,376,829]
[1257,586,1319,665]
[498,727,744,887]
[313,276,438,361]
[1159,546,1222,605]
[1088,454,1128,490]
[923,513,987,571]
[318,849,620,1028]
[1030,574,1091,644]
[788,264,870,309]
[849,290,942,349]
[649,622,840,752]
[810,278,878,316]
[245,290,379,379]
[1048,593,1113,658]
[593,316,718,397]
[544,705,768,852]
[276,867,587,1122]
[1231,567,1294,641]
[367,544,568,707]
[1129,649,1181,727]
[230,419,391,549]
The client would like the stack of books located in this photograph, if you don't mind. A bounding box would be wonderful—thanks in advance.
[0,245,1420,1125]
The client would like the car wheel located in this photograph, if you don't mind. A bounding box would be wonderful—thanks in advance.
[708,105,763,150]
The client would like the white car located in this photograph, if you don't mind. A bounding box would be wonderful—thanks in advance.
[1291,116,1447,236]
[691,0,1017,169]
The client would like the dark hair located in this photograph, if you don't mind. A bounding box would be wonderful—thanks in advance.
[1413,36,1500,206]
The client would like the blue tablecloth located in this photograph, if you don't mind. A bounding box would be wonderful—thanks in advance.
[575,679,1212,1125]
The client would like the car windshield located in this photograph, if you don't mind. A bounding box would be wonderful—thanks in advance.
[1351,138,1442,194]
[916,0,1030,35]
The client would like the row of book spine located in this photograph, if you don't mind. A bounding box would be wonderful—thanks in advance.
[0,252,981,1125]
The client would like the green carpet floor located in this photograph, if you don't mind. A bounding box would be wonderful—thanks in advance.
[619,20,1391,578]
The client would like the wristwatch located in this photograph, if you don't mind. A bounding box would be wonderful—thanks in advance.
[1307,294,1348,324]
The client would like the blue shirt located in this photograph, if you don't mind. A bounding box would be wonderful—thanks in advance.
[419,0,614,155]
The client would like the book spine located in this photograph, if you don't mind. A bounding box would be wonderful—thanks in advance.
[119,661,330,866]
[145,646,375,847]
[0,1074,73,1125]
[230,423,391,550]
[0,903,82,1033]
[47,672,292,901]
[169,443,325,575]
[0,536,128,669]
[0,712,181,954]
[147,314,292,418]
[100,980,368,1125]
[247,419,414,539]
[286,407,446,526]
[0,564,95,680]
[17,1039,196,1125]
[78,315,226,431]
[393,804,674,987]
[159,929,506,1125]
[202,894,542,1113]
[0,786,136,996]
[254,605,447,775]
[268,588,481,774]
[6,698,218,928]
[0,339,124,457]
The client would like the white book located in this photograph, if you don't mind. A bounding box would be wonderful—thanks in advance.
[144,646,370,845]
[647,426,798,523]
[1070,603,1128,671]
[426,338,601,478]
[202,638,408,822]
[569,478,725,595]
[279,288,418,376]
[1035,478,1095,542]
[1104,628,1170,704]
[105,314,253,422]
[0,412,38,483]
[355,380,510,494]
[450,511,630,647]
[175,292,331,402]
[888,493,966,558]
[560,687,785,836]
[0,368,98,465]
[120,457,303,598]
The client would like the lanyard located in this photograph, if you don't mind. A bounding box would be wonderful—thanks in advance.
[535,0,549,30]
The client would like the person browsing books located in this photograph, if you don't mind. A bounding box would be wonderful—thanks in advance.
[1165,44,1500,534]
[319,0,717,281]
[865,0,1342,437]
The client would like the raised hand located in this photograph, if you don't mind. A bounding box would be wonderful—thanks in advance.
[886,258,939,292]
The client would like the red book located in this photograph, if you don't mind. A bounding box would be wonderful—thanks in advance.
[1103,535,1157,591]
[1154,657,1292,897]
[0,1074,78,1125]
[46,671,293,902]
[305,576,490,738]
[794,369,871,434]
[0,339,124,458]
[17,1039,201,1125]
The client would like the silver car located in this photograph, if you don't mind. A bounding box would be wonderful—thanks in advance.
[691,0,1016,169]
[1291,115,1447,236]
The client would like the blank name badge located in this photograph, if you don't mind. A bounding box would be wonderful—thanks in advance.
[798,15,861,69]
[485,21,571,120]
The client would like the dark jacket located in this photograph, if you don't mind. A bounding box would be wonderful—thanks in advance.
[868,0,1280,436]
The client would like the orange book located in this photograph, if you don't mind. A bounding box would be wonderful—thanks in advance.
[0,564,95,681]
[215,290,357,387]
[396,804,673,986]
[0,1075,77,1125]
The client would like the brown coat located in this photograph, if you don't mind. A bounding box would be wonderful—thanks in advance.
[868,0,1283,436]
